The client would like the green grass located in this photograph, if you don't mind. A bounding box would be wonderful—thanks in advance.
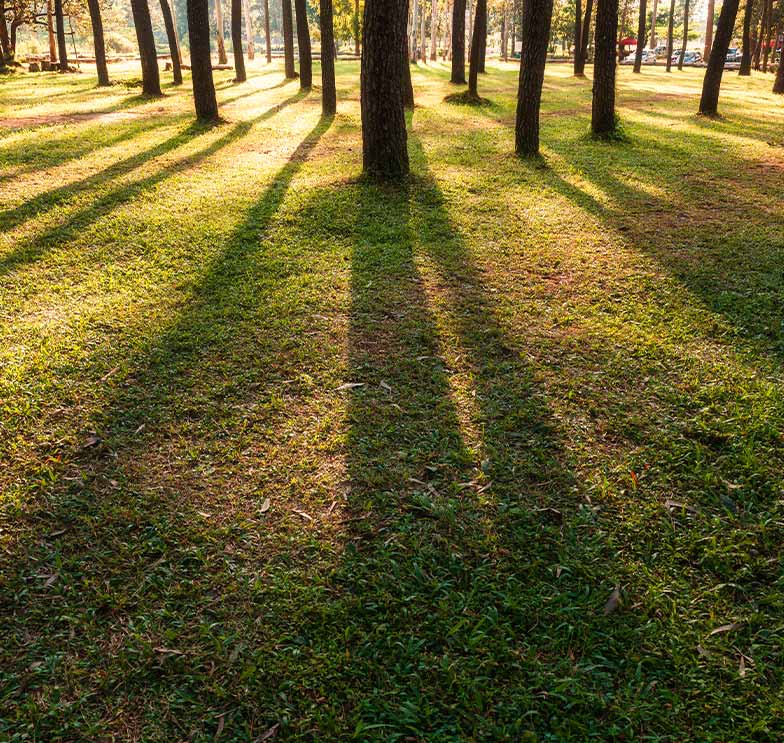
[1,60,784,742]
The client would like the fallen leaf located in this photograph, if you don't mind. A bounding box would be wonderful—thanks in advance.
[100,366,120,382]
[82,435,100,449]
[259,498,271,513]
[335,382,365,391]
[258,723,280,741]
[603,586,621,615]
[380,380,392,393]
[215,714,225,739]
[44,574,58,588]
[664,499,698,513]
[739,654,746,677]
[293,509,313,521]
[708,622,743,637]
[154,647,185,655]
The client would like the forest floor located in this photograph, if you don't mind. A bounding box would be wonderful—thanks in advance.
[1,60,784,742]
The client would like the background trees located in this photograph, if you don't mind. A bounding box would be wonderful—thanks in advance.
[187,0,219,120]
[699,0,741,114]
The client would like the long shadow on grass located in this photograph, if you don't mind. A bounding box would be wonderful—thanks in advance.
[0,116,334,739]
[0,91,308,278]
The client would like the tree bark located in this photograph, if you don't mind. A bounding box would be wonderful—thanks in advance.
[354,0,360,55]
[762,0,771,72]
[649,0,657,47]
[361,0,409,178]
[420,0,427,63]
[411,0,418,60]
[430,0,438,59]
[231,0,247,81]
[703,0,714,58]
[54,0,68,71]
[294,0,312,87]
[633,0,646,71]
[575,0,593,74]
[187,0,220,120]
[677,0,689,70]
[215,0,228,64]
[264,0,271,62]
[574,0,582,73]
[740,0,754,74]
[468,0,486,95]
[242,0,255,59]
[591,0,618,136]
[282,0,297,77]
[401,14,414,107]
[320,0,336,113]
[86,0,110,85]
[160,0,183,84]
[131,0,162,94]
[665,0,674,71]
[0,0,11,62]
[699,0,741,115]
[753,10,763,69]
[515,0,554,154]
[47,0,57,64]
[478,7,487,71]
[445,0,452,59]
[450,0,466,82]
[501,1,508,60]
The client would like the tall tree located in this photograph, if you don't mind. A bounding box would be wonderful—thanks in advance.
[761,0,771,71]
[591,0,618,136]
[774,34,784,91]
[231,0,247,81]
[411,0,419,60]
[160,0,183,84]
[633,0,646,72]
[677,0,689,70]
[468,0,486,96]
[419,0,427,63]
[703,0,715,58]
[361,0,409,178]
[54,0,68,71]
[282,0,297,77]
[430,0,438,59]
[574,0,582,74]
[515,0,554,154]
[401,25,415,107]
[131,0,162,95]
[187,0,220,120]
[450,0,466,82]
[264,0,271,62]
[47,0,57,64]
[664,0,674,71]
[242,0,255,59]
[320,0,336,114]
[575,0,593,74]
[215,0,228,64]
[648,0,657,47]
[699,0,741,115]
[86,0,110,85]
[739,0,754,73]
[294,0,312,87]
[501,0,509,60]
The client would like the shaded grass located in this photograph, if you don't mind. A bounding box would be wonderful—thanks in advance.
[1,60,784,742]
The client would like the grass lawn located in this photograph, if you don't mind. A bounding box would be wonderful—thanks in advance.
[1,59,784,741]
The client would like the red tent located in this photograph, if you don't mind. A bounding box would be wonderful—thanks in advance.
[619,37,637,47]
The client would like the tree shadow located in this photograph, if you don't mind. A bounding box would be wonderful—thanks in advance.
[0,91,309,278]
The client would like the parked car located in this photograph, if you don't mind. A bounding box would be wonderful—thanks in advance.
[620,49,657,64]
[670,50,703,66]
[726,48,743,64]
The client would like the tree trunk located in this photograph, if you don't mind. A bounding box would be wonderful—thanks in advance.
[445,0,452,59]
[54,0,68,71]
[591,0,618,136]
[574,0,582,73]
[450,0,466,82]
[774,30,784,90]
[160,0,183,84]
[665,0,674,71]
[575,0,593,74]
[86,0,110,85]
[478,8,487,71]
[411,0,418,61]
[430,0,438,59]
[677,0,689,70]
[47,0,57,64]
[703,0,714,58]
[420,0,427,63]
[515,0,554,154]
[231,0,247,81]
[633,0,646,71]
[468,0,473,45]
[762,0,771,72]
[402,29,414,107]
[0,0,10,62]
[264,0,271,62]
[468,0,486,95]
[131,0,162,94]
[320,0,336,113]
[753,10,763,69]
[282,0,297,77]
[740,0,754,74]
[501,1,508,60]
[242,0,255,59]
[354,0,360,55]
[187,0,220,120]
[294,0,312,87]
[649,0,657,47]
[361,0,409,178]
[699,0,741,115]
